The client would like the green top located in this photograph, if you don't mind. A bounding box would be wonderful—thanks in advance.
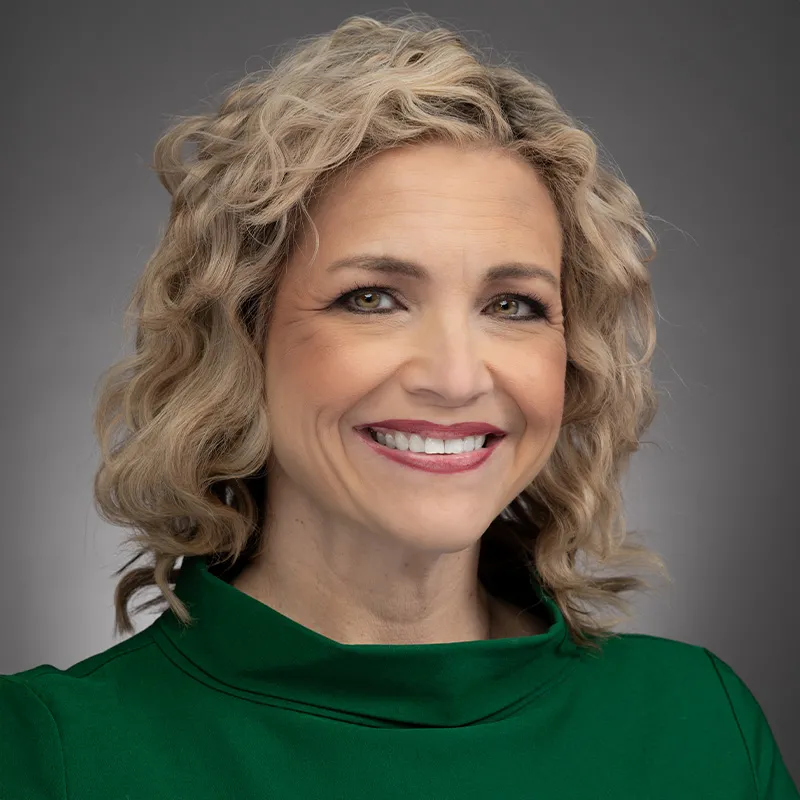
[1,554,796,799]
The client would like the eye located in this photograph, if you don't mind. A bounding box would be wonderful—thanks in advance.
[342,287,399,313]
[485,293,550,321]
[332,284,552,322]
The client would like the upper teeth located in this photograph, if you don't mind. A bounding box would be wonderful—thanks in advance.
[369,428,487,454]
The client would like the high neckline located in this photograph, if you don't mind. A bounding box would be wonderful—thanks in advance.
[151,554,584,727]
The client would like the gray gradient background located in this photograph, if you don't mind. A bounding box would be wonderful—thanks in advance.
[1,0,797,784]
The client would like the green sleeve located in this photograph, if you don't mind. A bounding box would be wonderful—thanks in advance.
[0,675,67,799]
[704,649,799,799]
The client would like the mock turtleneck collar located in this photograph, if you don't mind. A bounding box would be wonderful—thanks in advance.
[150,554,584,728]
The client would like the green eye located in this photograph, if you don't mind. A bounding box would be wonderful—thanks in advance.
[333,285,551,322]
[351,290,394,311]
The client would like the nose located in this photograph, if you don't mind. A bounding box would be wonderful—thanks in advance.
[400,314,494,406]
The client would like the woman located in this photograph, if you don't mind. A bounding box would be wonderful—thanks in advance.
[1,12,795,799]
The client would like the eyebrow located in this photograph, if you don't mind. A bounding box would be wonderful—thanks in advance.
[326,254,560,290]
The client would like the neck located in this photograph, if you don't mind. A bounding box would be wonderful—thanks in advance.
[231,551,498,645]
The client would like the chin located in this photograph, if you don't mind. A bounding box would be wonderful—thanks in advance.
[375,515,492,554]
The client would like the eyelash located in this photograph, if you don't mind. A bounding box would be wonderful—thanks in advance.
[332,283,552,322]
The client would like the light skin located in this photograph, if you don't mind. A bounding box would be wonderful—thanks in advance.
[232,141,567,645]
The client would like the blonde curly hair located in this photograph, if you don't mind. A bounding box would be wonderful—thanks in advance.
[94,12,670,651]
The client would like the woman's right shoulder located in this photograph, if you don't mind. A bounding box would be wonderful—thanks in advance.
[1,671,67,799]
[1,625,163,799]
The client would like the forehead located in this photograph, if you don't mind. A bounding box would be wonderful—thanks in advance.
[303,143,562,265]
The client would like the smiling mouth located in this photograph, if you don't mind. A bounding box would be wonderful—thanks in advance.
[354,426,505,474]
[364,427,502,451]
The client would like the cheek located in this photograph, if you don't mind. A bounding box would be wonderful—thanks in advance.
[507,342,567,427]
[265,321,392,427]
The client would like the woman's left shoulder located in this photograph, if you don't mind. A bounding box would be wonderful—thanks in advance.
[584,631,758,696]
[577,632,798,798]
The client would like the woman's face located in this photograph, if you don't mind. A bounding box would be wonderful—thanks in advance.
[264,142,566,556]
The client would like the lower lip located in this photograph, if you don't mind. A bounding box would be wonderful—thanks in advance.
[355,428,504,474]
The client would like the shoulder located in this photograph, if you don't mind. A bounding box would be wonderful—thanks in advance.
[3,622,160,697]
[0,671,66,798]
[583,629,715,675]
[579,632,797,798]
[570,631,737,717]
[0,625,161,799]
[590,629,772,700]
[586,630,769,714]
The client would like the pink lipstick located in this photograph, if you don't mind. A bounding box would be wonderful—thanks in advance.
[354,426,505,474]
